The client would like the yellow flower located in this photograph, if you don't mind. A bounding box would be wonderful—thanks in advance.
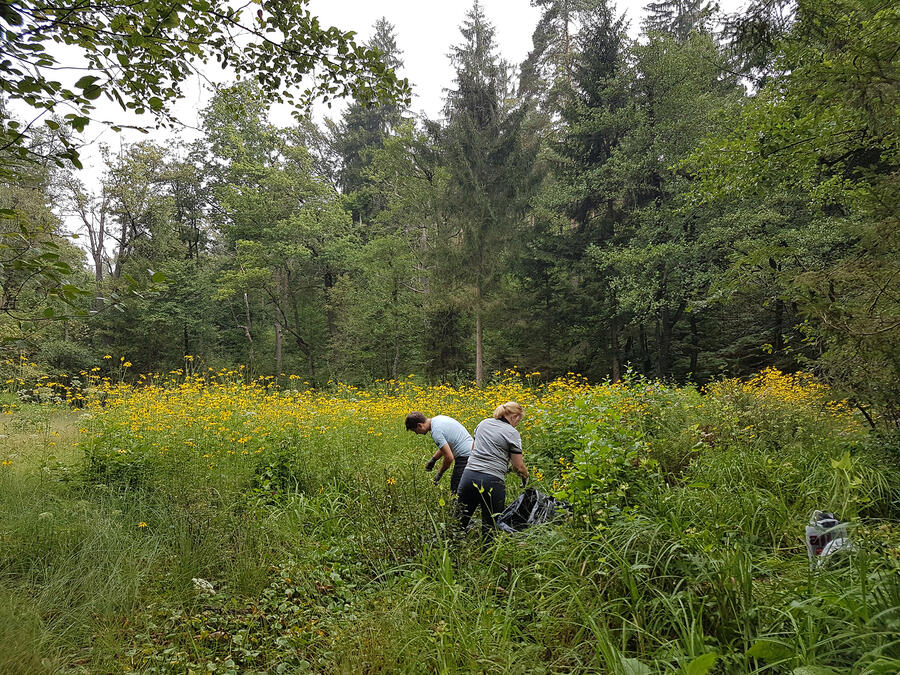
[138,522,147,528]
[387,477,396,485]
[104,354,112,359]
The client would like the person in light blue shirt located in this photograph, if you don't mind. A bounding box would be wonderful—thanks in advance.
[405,412,473,492]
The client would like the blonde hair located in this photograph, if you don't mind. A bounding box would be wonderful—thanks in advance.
[493,401,523,421]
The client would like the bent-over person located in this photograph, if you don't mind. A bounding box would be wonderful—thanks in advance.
[456,401,529,538]
[405,412,473,493]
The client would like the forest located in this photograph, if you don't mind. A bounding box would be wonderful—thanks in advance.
[1,0,899,673]
[1,0,895,425]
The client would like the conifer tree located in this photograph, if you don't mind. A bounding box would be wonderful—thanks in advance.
[642,0,716,40]
[440,1,534,385]
[331,19,406,225]
[518,2,630,378]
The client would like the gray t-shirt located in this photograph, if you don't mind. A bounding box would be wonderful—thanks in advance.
[430,415,473,459]
[465,417,522,479]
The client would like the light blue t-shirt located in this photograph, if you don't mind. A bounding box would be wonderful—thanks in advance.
[430,415,473,459]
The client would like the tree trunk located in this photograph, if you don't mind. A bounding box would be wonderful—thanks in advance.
[656,300,686,378]
[774,299,785,352]
[287,288,315,379]
[475,293,484,388]
[640,325,651,372]
[690,315,699,376]
[274,313,283,378]
[610,318,621,382]
[242,292,254,371]
[392,333,400,382]
[391,271,400,381]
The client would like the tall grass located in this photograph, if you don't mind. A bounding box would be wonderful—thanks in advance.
[0,369,897,673]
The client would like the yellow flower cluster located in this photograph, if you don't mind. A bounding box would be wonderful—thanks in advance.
[707,366,854,420]
[74,368,596,472]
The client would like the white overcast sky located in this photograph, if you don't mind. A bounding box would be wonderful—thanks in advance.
[60,0,746,199]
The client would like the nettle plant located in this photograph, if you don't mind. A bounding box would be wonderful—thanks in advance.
[534,379,662,529]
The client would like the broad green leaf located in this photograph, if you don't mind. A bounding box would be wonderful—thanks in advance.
[830,452,852,471]
[74,75,100,89]
[620,657,653,675]
[747,639,793,662]
[680,652,718,675]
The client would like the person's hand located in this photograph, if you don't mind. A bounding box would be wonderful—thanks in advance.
[521,476,528,488]
[425,457,437,472]
[433,470,445,485]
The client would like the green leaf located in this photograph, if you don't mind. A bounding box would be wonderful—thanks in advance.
[150,271,166,283]
[83,84,103,100]
[148,96,163,111]
[43,307,55,318]
[74,75,100,89]
[69,116,89,133]
[830,452,852,471]
[680,652,717,675]
[747,639,793,662]
[620,658,653,675]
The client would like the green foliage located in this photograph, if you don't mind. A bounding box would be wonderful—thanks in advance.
[2,370,899,671]
[0,0,409,174]
[437,1,537,384]
[687,0,900,424]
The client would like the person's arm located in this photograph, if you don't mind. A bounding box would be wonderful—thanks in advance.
[510,452,529,484]
[433,443,454,484]
[425,447,442,471]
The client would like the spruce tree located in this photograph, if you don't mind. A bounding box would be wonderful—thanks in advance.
[331,19,405,225]
[518,2,631,378]
[440,1,534,385]
[642,0,716,41]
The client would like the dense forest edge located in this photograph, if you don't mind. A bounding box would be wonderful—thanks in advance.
[1,0,897,428]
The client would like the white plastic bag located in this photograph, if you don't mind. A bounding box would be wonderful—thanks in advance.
[804,510,850,569]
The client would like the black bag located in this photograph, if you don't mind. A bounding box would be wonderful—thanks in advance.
[497,488,569,533]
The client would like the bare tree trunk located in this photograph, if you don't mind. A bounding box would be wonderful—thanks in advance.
[475,291,484,387]
[690,315,699,376]
[286,287,315,379]
[656,300,686,378]
[242,292,254,371]
[392,333,400,381]
[274,313,283,377]
[774,299,785,352]
[610,319,621,382]
[66,178,108,289]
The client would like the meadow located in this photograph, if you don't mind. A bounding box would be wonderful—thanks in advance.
[1,365,898,674]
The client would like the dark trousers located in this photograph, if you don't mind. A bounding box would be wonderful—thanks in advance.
[456,469,506,537]
[449,456,468,494]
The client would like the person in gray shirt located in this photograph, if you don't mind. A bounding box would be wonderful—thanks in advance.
[456,401,530,538]
[405,412,473,493]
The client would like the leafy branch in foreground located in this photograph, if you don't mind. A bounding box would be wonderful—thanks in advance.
[0,0,411,172]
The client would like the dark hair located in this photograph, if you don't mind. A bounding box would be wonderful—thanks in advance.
[405,411,427,431]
